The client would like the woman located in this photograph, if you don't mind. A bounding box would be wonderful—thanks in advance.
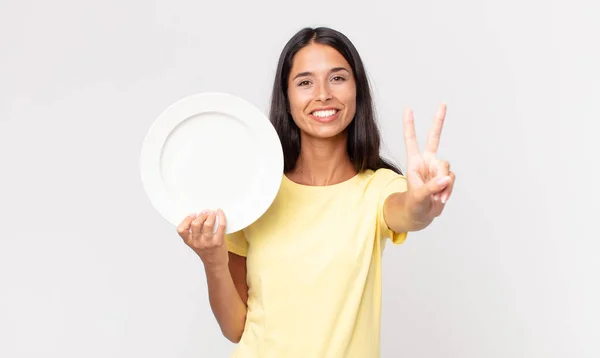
[177,27,455,357]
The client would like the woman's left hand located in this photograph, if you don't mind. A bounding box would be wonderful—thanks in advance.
[402,103,455,225]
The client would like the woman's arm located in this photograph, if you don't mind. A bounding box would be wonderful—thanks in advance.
[177,210,249,343]
[383,191,430,233]
[383,187,449,233]
[204,251,248,343]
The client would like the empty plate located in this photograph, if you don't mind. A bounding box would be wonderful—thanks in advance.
[140,92,284,233]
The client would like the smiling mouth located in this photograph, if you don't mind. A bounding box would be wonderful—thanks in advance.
[312,109,338,117]
[310,109,340,122]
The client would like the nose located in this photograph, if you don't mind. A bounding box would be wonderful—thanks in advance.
[315,81,332,102]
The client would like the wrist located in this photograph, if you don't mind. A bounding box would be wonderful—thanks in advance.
[204,262,230,275]
[404,197,433,231]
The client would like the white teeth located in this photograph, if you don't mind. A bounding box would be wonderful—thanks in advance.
[312,109,337,118]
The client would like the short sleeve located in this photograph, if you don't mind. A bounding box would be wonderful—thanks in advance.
[377,174,409,245]
[225,230,248,257]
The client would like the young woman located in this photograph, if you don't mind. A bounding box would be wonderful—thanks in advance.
[177,27,455,357]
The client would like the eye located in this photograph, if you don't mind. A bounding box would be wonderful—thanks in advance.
[331,76,346,82]
[298,80,311,86]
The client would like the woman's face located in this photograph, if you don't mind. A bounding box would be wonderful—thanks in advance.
[287,43,357,140]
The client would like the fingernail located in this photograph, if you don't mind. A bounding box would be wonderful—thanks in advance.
[437,176,450,185]
[188,212,197,218]
[441,195,447,204]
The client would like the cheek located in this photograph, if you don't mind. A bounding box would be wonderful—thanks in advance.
[333,83,356,109]
[341,92,357,117]
[288,90,310,113]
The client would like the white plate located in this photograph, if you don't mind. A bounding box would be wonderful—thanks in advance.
[140,92,284,234]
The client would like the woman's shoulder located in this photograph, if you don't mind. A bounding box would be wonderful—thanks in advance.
[361,167,406,184]
[355,168,407,199]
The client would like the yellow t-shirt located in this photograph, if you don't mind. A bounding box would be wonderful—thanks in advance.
[225,168,408,358]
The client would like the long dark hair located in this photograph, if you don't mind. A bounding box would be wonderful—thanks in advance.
[269,26,402,175]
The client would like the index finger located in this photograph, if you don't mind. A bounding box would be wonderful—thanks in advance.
[425,103,447,154]
[403,108,420,157]
[177,213,197,239]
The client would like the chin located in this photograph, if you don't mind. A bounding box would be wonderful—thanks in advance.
[305,123,349,140]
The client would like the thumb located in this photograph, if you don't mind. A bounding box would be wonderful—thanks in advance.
[416,175,451,200]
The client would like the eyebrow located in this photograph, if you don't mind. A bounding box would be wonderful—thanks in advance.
[292,67,350,80]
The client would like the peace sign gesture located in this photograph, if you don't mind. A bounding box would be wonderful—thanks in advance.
[402,103,455,223]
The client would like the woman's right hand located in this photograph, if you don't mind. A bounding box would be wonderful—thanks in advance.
[177,209,229,270]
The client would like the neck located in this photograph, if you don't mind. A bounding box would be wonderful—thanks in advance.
[288,132,356,186]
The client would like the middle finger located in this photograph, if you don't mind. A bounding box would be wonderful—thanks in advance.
[191,210,210,238]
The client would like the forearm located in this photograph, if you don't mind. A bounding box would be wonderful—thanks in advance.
[204,265,247,343]
[384,192,433,233]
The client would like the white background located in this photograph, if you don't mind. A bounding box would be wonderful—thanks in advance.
[1,0,598,357]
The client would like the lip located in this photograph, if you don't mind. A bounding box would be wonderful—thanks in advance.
[310,106,339,112]
[309,108,341,123]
